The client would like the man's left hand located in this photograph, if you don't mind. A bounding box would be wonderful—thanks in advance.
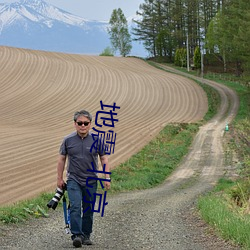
[104,181,111,190]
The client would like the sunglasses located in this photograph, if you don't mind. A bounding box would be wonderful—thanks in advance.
[76,121,90,126]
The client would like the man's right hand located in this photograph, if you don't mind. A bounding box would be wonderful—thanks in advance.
[57,179,65,189]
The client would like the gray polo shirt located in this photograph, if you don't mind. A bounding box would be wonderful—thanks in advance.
[59,131,106,186]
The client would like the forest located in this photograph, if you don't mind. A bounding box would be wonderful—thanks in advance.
[132,0,250,80]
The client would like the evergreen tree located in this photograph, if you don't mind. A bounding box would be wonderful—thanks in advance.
[180,47,187,67]
[133,0,159,57]
[174,48,181,66]
[108,8,132,57]
[133,0,220,61]
[193,46,201,69]
[174,47,187,67]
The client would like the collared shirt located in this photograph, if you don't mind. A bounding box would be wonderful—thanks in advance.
[59,131,106,186]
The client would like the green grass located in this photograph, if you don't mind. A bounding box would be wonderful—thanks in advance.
[0,193,53,224]
[110,123,199,193]
[205,73,250,121]
[195,79,221,121]
[198,185,250,249]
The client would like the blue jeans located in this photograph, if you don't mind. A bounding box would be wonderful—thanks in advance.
[67,179,97,237]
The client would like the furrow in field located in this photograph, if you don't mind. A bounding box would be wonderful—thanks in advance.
[0,46,208,205]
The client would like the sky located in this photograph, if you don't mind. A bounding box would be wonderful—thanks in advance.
[3,0,145,21]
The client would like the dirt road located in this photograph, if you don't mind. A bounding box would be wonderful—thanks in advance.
[0,51,241,249]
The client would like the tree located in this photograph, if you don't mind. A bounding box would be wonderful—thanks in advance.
[108,8,132,57]
[193,46,201,69]
[174,47,187,67]
[180,47,187,67]
[133,0,159,57]
[206,11,228,72]
[206,0,250,77]
[99,47,114,56]
[131,0,250,79]
[132,0,219,61]
[174,47,181,66]
[230,0,250,78]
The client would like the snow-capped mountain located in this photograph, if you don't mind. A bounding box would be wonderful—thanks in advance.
[0,0,87,29]
[0,0,145,56]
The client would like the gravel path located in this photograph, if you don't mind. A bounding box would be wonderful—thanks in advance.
[0,67,241,250]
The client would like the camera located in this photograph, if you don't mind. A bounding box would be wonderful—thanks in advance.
[47,186,66,210]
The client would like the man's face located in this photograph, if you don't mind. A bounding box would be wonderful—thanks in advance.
[74,115,91,136]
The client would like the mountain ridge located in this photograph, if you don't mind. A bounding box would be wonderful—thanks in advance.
[0,0,88,29]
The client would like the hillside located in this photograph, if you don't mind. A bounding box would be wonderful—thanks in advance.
[0,46,208,205]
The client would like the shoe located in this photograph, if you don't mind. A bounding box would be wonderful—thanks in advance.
[82,234,93,245]
[72,235,82,248]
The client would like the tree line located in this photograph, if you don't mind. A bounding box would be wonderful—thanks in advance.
[108,0,249,79]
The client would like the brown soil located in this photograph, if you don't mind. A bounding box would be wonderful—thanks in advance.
[0,48,241,250]
[0,47,208,206]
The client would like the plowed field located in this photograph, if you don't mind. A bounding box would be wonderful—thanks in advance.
[0,46,208,205]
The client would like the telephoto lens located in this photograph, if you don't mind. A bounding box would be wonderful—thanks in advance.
[47,187,65,210]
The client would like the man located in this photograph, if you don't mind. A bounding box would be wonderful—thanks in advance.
[57,110,111,248]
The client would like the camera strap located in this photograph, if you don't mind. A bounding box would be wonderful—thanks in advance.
[62,195,70,234]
